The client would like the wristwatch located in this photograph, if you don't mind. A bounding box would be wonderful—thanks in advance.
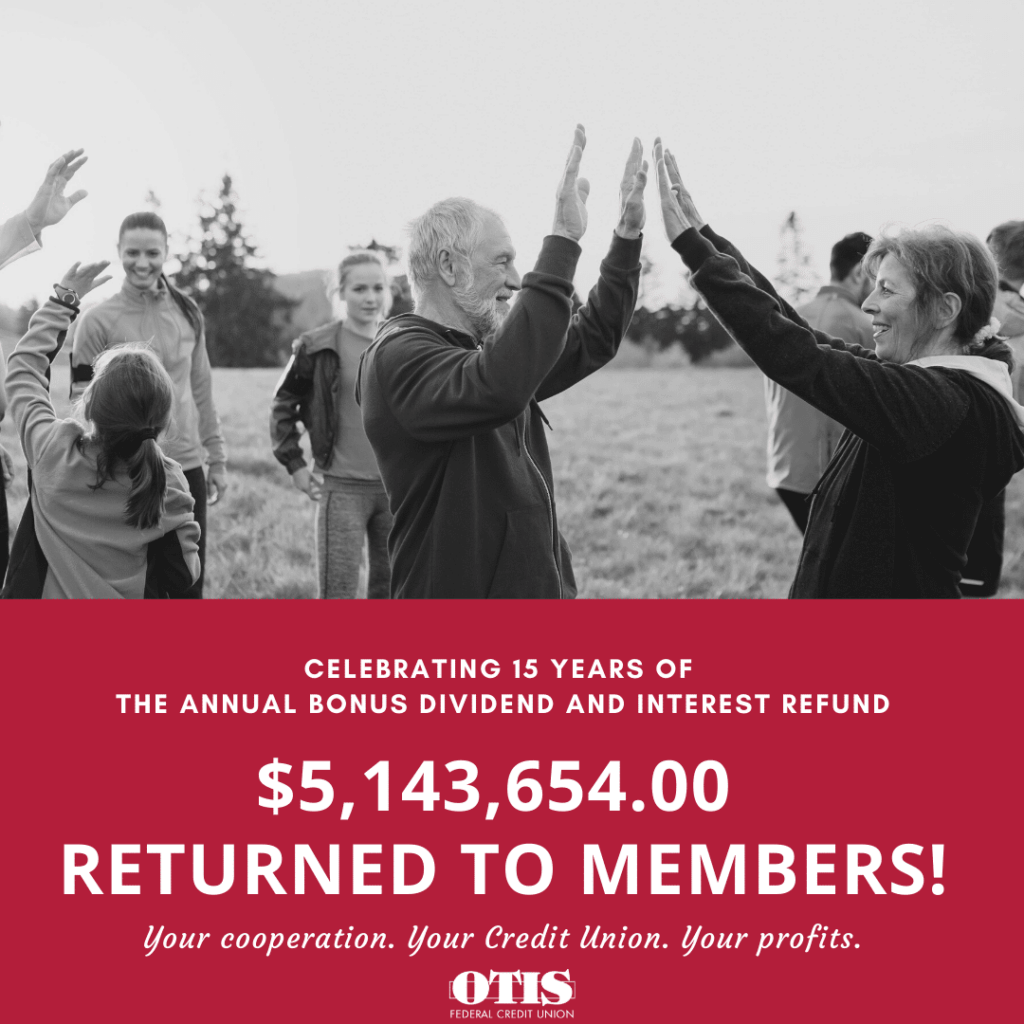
[51,283,81,310]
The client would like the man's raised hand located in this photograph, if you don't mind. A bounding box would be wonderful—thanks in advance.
[552,125,589,243]
[25,149,89,237]
[615,137,648,240]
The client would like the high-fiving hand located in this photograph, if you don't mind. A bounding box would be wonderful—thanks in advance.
[654,138,705,242]
[552,125,590,243]
[25,149,90,237]
[59,260,112,298]
[615,137,648,240]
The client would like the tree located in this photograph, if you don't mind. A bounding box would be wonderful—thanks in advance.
[775,210,819,307]
[174,174,296,367]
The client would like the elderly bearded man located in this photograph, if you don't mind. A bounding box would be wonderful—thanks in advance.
[357,126,647,598]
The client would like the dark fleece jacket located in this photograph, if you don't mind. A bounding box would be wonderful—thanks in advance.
[357,232,641,598]
[673,225,1024,598]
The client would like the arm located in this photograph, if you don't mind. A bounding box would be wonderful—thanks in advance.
[270,343,314,473]
[537,137,647,400]
[188,320,227,470]
[674,227,966,458]
[1,149,89,271]
[535,232,642,401]
[0,213,41,272]
[9,263,111,465]
[369,236,581,443]
[653,143,965,460]
[6,300,77,467]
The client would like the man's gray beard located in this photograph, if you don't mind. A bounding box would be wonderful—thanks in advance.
[452,284,508,342]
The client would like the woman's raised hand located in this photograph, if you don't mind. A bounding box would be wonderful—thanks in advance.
[59,260,112,298]
[654,139,705,242]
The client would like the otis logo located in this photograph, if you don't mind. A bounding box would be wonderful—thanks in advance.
[450,970,576,1006]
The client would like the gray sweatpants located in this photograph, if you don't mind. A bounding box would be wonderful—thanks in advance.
[316,478,392,599]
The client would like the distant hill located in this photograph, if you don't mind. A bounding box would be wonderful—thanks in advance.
[273,270,333,341]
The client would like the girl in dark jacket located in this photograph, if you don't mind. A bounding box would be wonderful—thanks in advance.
[270,251,393,598]
[654,140,1024,598]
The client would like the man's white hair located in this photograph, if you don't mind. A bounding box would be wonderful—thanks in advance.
[406,197,499,295]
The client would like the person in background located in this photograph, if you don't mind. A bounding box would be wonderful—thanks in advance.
[1,149,90,585]
[655,139,1024,598]
[959,220,1024,596]
[270,251,394,598]
[764,232,874,533]
[68,212,227,597]
[2,261,199,598]
[357,126,646,598]
[987,221,1024,399]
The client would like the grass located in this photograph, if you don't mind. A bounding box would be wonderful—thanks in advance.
[2,353,1022,598]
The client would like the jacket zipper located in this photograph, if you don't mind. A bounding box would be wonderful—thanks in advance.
[519,416,562,598]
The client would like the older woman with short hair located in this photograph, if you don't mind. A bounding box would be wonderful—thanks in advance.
[654,140,1024,598]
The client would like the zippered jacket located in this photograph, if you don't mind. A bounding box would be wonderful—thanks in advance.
[68,278,226,473]
[673,225,1024,598]
[357,232,641,598]
[270,322,342,473]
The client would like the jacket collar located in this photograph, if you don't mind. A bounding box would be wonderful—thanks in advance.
[121,276,168,305]
[377,312,479,350]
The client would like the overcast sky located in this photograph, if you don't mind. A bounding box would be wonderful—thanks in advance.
[1,0,1021,308]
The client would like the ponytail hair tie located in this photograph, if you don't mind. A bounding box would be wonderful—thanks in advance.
[970,316,1004,349]
[112,428,160,460]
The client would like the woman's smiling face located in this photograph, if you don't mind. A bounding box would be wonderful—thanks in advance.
[862,254,931,363]
[119,227,167,292]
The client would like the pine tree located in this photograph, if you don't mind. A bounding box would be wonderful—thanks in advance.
[775,210,819,307]
[174,174,296,367]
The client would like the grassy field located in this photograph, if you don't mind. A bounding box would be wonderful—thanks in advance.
[2,352,1023,598]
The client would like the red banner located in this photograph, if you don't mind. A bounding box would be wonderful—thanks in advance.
[3,601,1018,1021]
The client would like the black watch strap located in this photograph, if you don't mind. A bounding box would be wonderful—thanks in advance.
[52,283,80,310]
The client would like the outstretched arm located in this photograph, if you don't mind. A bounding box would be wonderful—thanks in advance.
[270,341,322,500]
[536,138,647,400]
[7,261,111,466]
[653,144,966,460]
[187,320,229,503]
[364,126,594,442]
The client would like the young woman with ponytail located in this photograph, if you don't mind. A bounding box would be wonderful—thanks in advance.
[68,212,227,597]
[1,261,200,599]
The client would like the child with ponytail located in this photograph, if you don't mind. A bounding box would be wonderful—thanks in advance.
[69,211,227,597]
[1,261,200,599]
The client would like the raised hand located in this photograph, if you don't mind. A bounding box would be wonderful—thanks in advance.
[654,139,705,243]
[25,150,89,236]
[552,124,590,242]
[58,260,112,299]
[665,146,705,232]
[615,137,648,240]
